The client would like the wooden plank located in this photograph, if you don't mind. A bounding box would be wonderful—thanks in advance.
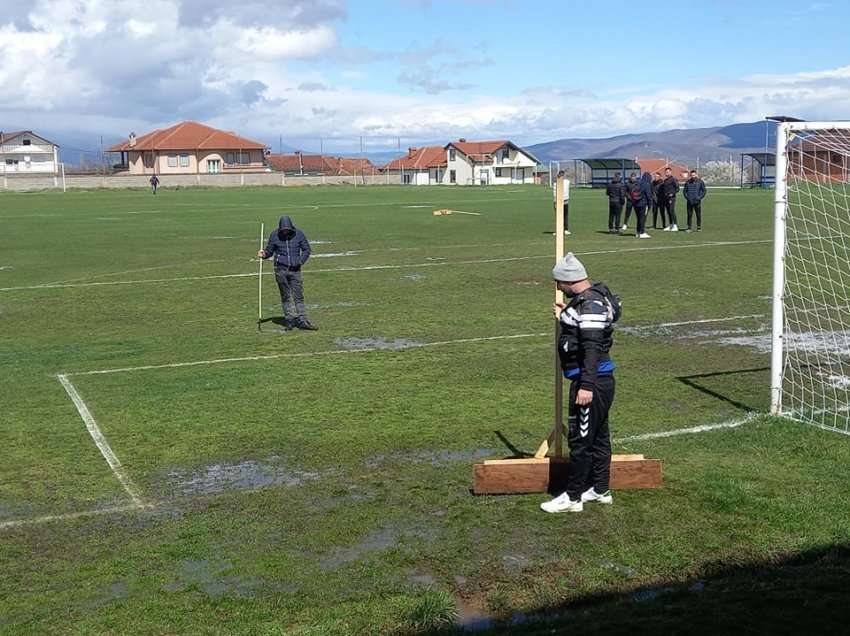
[472,457,662,495]
[612,454,645,461]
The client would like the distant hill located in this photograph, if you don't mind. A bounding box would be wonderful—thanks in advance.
[527,121,778,164]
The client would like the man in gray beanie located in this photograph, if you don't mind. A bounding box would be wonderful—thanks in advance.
[541,253,621,513]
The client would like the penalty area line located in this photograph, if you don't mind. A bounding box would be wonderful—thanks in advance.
[616,413,758,443]
[0,502,153,531]
[56,374,146,507]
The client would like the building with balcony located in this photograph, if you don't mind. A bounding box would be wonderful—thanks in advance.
[0,131,59,174]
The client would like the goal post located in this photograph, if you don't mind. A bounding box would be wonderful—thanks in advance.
[772,120,850,433]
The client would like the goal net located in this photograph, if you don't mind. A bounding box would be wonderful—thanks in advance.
[773,122,850,433]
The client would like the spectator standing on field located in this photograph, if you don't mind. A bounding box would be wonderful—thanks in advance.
[257,215,318,331]
[660,167,680,232]
[633,172,653,239]
[683,169,707,232]
[552,170,571,236]
[622,172,639,231]
[149,174,159,195]
[605,172,627,234]
[650,172,665,229]
[541,253,621,513]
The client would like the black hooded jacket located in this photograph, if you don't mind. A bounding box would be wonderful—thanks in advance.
[606,177,627,204]
[263,216,311,270]
[636,172,653,208]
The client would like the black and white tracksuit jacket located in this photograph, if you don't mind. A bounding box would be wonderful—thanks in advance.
[558,283,617,391]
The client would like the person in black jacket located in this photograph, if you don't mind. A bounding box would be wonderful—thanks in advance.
[650,172,665,229]
[541,253,619,513]
[633,172,653,238]
[149,174,159,195]
[258,215,318,330]
[605,173,627,234]
[622,173,639,231]
[683,169,707,232]
[660,167,680,232]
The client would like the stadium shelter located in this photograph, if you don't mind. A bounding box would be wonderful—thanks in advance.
[740,151,776,188]
[577,158,642,187]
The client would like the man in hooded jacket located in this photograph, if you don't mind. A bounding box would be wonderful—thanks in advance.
[605,173,627,234]
[632,172,653,238]
[257,216,318,330]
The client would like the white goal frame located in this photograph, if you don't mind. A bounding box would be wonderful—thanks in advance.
[771,120,850,431]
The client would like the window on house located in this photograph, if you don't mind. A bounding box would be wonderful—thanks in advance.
[501,148,510,161]
[450,170,456,183]
[495,168,503,177]
[449,148,456,161]
[225,152,235,165]
[6,159,18,165]
[22,139,31,146]
[179,154,190,167]
[239,153,250,165]
[403,173,412,184]
[167,155,178,168]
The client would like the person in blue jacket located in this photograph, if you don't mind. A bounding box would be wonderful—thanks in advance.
[257,215,318,330]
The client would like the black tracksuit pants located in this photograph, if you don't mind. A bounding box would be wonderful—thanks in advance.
[686,200,702,229]
[608,202,623,231]
[663,196,678,226]
[635,205,647,235]
[555,202,570,231]
[565,375,615,499]
[651,201,665,228]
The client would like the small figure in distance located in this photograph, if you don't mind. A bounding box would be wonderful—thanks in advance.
[660,167,680,232]
[552,170,572,236]
[622,172,639,231]
[683,169,707,232]
[651,172,665,229]
[605,172,627,234]
[150,174,159,195]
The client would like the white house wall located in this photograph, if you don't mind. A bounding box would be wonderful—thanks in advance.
[0,133,59,174]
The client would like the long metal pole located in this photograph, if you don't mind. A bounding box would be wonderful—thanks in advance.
[770,123,789,415]
[258,222,265,331]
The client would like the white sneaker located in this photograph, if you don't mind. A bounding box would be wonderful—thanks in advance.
[540,492,583,513]
[564,230,572,236]
[662,226,671,232]
[639,233,651,239]
[670,224,679,232]
[621,224,628,231]
[580,488,613,505]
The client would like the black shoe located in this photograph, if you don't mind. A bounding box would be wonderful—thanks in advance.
[296,319,318,331]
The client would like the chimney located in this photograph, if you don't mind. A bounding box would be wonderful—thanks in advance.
[128,132,137,148]
[459,138,466,142]
[408,147,417,158]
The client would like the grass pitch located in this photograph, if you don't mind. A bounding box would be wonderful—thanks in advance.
[2,185,850,634]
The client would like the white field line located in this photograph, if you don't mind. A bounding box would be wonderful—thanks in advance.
[642,314,767,329]
[0,503,152,530]
[67,332,551,377]
[56,374,146,506]
[616,413,758,442]
[0,239,772,293]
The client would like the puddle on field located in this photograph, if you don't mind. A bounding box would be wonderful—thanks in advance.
[312,251,361,258]
[408,572,438,587]
[162,559,260,597]
[320,523,440,571]
[89,581,129,608]
[602,560,636,579]
[334,336,423,351]
[164,456,322,497]
[402,272,426,281]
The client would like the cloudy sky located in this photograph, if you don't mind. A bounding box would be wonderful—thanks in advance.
[1,0,849,152]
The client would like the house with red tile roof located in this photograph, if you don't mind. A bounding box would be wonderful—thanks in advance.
[108,121,268,175]
[0,131,60,174]
[383,139,539,185]
[636,158,691,180]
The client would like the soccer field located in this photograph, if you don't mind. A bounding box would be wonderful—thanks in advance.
[2,184,850,634]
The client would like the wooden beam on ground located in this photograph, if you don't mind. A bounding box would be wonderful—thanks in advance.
[472,454,662,495]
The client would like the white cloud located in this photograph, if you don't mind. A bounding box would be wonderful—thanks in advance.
[1,0,849,148]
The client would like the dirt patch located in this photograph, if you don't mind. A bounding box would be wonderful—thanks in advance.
[162,559,259,597]
[334,336,423,351]
[88,581,129,608]
[163,456,322,497]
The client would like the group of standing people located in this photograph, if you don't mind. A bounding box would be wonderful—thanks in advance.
[605,167,706,237]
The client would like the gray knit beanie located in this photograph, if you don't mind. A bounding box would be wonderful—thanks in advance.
[552,252,588,282]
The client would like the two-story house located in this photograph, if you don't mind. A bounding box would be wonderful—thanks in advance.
[108,121,268,175]
[383,139,538,185]
[0,131,60,174]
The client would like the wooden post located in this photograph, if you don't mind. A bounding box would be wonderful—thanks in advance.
[554,175,565,457]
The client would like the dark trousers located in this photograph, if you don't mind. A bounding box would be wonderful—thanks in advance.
[151,184,157,195]
[555,202,569,231]
[635,205,647,235]
[686,201,702,229]
[623,200,633,226]
[275,268,307,321]
[565,375,615,499]
[663,196,678,226]
[651,202,665,228]
[608,202,623,231]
